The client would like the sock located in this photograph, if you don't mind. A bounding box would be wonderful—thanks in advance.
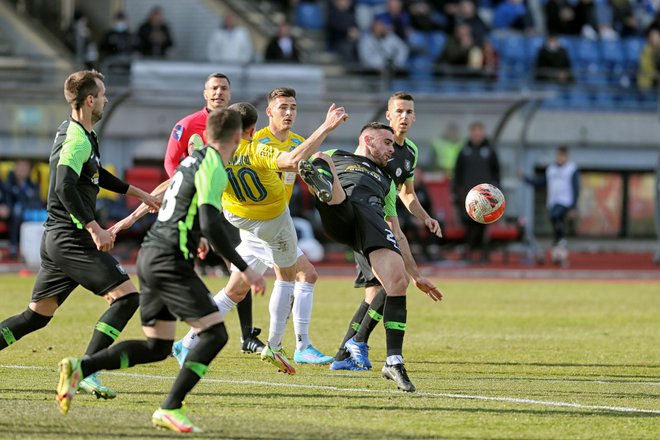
[0,308,51,350]
[84,293,139,356]
[383,295,407,358]
[354,288,386,343]
[182,289,234,350]
[334,300,369,360]
[386,354,403,365]
[81,337,173,377]
[293,282,314,351]
[268,280,295,349]
[236,291,253,341]
[162,322,228,409]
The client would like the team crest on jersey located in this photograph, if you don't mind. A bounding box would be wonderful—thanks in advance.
[172,124,184,141]
[395,168,402,177]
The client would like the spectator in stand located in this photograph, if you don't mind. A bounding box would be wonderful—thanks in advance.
[326,0,360,62]
[431,121,462,176]
[572,0,599,39]
[452,0,489,46]
[206,12,254,64]
[452,121,500,263]
[265,21,301,62]
[99,11,135,76]
[436,23,483,76]
[611,0,639,37]
[521,145,579,267]
[137,6,174,58]
[534,34,574,84]
[4,160,44,259]
[492,0,534,33]
[0,175,9,247]
[357,17,410,75]
[374,0,412,41]
[637,29,660,90]
[65,10,98,69]
[407,0,447,32]
[545,0,580,35]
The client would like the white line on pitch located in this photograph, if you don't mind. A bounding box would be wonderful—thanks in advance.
[2,365,659,415]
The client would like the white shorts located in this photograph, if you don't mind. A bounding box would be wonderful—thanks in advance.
[225,208,302,274]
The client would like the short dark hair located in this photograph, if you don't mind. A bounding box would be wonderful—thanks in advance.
[228,102,258,130]
[388,91,414,106]
[360,122,393,135]
[267,87,296,103]
[557,145,569,154]
[205,72,231,87]
[64,70,104,110]
[206,108,242,145]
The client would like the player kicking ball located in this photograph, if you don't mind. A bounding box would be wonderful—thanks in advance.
[298,122,442,392]
[56,108,265,433]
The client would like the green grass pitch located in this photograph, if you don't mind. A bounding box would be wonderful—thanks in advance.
[0,274,658,439]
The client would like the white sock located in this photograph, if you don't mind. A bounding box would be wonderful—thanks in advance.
[212,288,237,320]
[268,280,295,349]
[293,282,314,350]
[181,288,236,350]
[386,355,403,365]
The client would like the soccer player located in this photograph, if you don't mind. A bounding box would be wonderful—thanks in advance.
[56,108,266,433]
[0,70,160,398]
[174,98,348,373]
[298,122,443,392]
[330,92,443,371]
[163,72,264,353]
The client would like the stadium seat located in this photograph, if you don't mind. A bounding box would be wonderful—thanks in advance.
[574,39,601,64]
[600,39,624,66]
[296,2,324,30]
[622,37,645,70]
[428,32,447,59]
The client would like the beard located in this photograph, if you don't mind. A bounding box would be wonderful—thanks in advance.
[91,108,104,124]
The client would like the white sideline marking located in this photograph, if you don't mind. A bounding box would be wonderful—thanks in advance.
[2,364,659,415]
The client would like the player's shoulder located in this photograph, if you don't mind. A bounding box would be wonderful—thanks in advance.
[254,126,272,144]
[289,131,305,146]
[404,137,419,154]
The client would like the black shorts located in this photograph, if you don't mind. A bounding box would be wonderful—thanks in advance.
[32,228,130,304]
[353,252,381,288]
[137,245,218,326]
[317,198,401,264]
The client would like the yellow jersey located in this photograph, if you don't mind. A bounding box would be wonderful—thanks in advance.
[221,138,287,220]
[254,126,306,202]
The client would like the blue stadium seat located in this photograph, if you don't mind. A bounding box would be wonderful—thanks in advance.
[567,89,593,108]
[408,31,429,55]
[600,39,624,66]
[622,37,645,70]
[498,34,527,63]
[558,36,579,64]
[575,39,601,64]
[593,90,617,109]
[527,35,545,65]
[408,54,434,79]
[428,32,447,59]
[296,2,324,30]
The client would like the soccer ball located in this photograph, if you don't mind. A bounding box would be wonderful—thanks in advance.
[465,183,505,224]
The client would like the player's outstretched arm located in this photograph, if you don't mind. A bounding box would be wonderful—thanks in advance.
[387,215,442,302]
[398,180,442,238]
[108,178,171,234]
[276,103,348,171]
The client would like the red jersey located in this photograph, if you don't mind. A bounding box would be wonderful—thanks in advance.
[164,107,209,177]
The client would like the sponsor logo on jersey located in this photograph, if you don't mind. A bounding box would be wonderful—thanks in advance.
[172,124,184,141]
[404,160,411,171]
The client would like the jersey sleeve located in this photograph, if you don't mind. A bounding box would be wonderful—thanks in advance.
[58,135,92,176]
[164,122,186,177]
[251,142,282,170]
[384,180,398,217]
[195,150,227,211]
[406,139,419,182]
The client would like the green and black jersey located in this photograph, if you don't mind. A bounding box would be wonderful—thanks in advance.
[45,119,103,231]
[326,149,397,219]
[142,147,228,260]
[383,138,418,190]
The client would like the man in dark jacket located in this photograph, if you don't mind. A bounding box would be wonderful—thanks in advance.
[452,121,500,262]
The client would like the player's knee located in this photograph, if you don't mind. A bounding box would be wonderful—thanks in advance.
[199,322,229,348]
[386,277,409,296]
[111,292,139,312]
[146,338,174,361]
[298,267,318,284]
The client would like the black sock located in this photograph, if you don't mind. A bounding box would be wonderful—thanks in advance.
[0,308,51,350]
[354,288,386,343]
[84,293,139,356]
[81,337,173,377]
[162,322,228,410]
[335,300,369,360]
[235,291,253,341]
[383,295,407,358]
